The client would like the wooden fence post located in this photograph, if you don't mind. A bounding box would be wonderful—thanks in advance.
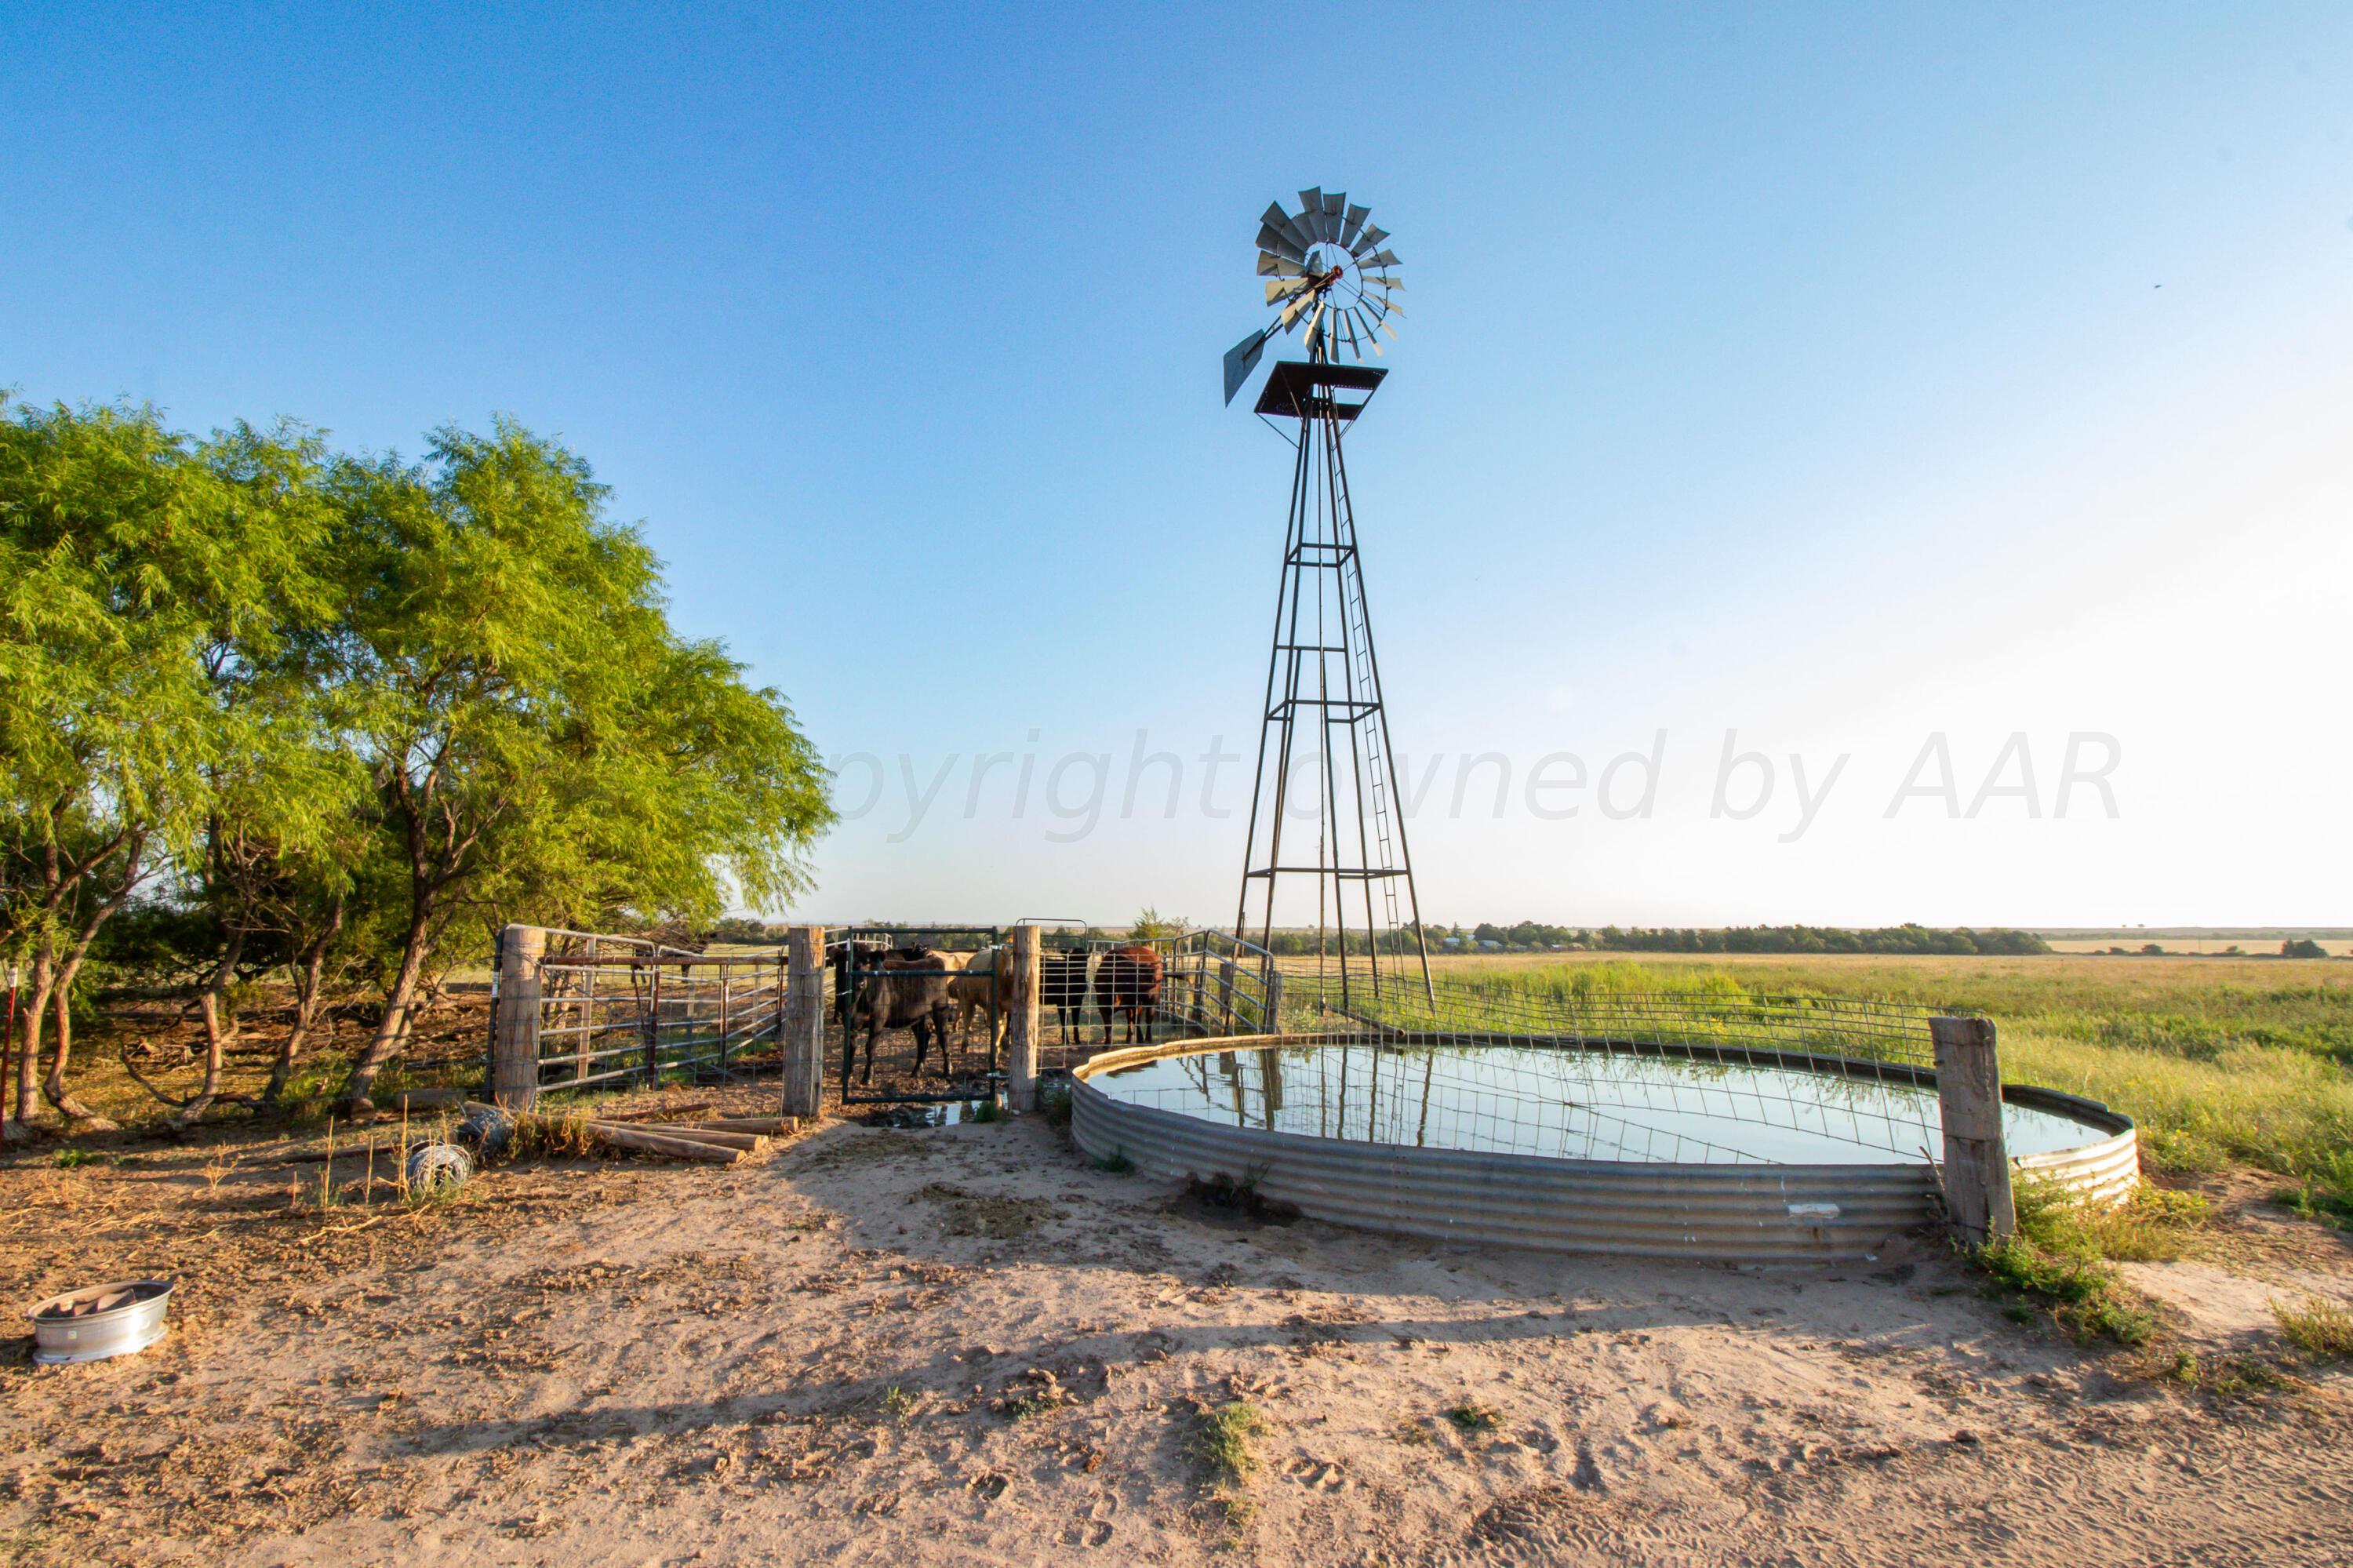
[489,924,545,1111]
[1933,1015,2014,1246]
[781,926,825,1118]
[1264,968,1286,1035]
[1216,959,1238,1035]
[1006,924,1042,1111]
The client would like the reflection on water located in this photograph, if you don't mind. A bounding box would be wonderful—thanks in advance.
[1093,1043,2104,1166]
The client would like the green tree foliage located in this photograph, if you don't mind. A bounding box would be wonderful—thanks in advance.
[2,400,833,1124]
[1,400,333,1125]
[320,421,831,1110]
[2282,938,2329,960]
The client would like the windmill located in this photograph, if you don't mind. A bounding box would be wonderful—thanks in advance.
[1224,188,1433,1007]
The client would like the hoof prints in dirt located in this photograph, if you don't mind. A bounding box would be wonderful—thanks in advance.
[915,1182,1058,1239]
[1471,1483,1606,1554]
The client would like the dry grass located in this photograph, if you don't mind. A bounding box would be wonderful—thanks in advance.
[2271,1293,2353,1358]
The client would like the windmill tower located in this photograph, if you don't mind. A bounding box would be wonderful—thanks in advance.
[1222,188,1433,1006]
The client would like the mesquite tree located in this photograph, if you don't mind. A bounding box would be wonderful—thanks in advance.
[0,402,329,1126]
[325,422,829,1112]
[3,402,830,1123]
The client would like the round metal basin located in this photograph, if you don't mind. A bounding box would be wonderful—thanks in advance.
[1073,1033,2138,1263]
[27,1279,175,1365]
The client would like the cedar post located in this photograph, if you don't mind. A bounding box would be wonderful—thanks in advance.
[1264,968,1286,1035]
[781,926,825,1118]
[1216,958,1238,1035]
[1932,1015,2015,1246]
[489,924,545,1111]
[1006,924,1042,1111]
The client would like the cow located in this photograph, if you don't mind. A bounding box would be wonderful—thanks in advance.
[829,940,962,1025]
[1096,944,1164,1044]
[948,944,1011,1066]
[1041,948,1093,1044]
[827,940,889,1027]
[844,952,958,1086]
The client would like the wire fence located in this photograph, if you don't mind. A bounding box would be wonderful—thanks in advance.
[1090,1032,1961,1166]
[502,921,1975,1163]
[528,930,787,1094]
[1083,947,1971,1166]
[1033,928,1282,1068]
[1271,956,1944,1075]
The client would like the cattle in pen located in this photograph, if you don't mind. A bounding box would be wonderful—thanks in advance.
[948,944,1010,1065]
[1041,948,1093,1043]
[840,949,961,1084]
[1096,944,1165,1043]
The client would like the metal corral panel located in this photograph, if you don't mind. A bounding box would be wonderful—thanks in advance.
[1072,1042,2139,1264]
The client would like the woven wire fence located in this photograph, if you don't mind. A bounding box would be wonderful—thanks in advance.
[1273,957,1942,1071]
[1086,948,1973,1166]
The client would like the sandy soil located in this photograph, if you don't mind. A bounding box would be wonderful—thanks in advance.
[4,1101,2351,1568]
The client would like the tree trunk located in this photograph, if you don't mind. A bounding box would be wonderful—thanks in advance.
[35,834,143,1127]
[342,910,434,1113]
[183,924,248,1120]
[266,900,343,1104]
[12,948,55,1126]
[41,973,117,1129]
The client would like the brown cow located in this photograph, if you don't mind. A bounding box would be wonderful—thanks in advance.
[1096,945,1164,1044]
[947,944,1010,1066]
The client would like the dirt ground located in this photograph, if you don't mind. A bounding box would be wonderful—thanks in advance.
[4,1091,2351,1568]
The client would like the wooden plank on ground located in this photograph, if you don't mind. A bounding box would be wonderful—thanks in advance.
[700,1115,796,1134]
[622,1123,769,1152]
[584,1122,742,1163]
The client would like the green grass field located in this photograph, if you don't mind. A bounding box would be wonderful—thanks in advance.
[1408,951,2353,1210]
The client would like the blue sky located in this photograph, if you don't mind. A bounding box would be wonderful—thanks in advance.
[6,3,2349,927]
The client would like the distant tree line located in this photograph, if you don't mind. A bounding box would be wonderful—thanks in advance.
[689,917,2057,962]
[1438,922,2053,956]
[2,398,833,1127]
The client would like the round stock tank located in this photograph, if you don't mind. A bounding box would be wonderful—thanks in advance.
[1070,1029,2136,1264]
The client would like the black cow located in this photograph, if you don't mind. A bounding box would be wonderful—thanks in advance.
[828,940,940,1024]
[1042,949,1093,1042]
[827,940,889,1026]
[844,954,957,1086]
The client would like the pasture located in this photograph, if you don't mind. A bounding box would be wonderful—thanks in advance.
[1417,951,2353,1199]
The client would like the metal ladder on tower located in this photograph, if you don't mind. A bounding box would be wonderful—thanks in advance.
[1340,538,1406,958]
